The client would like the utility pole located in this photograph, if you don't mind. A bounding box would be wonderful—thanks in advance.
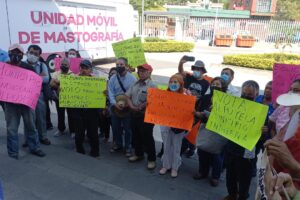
[141,0,145,40]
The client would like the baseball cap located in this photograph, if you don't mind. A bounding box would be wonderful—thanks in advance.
[277,92,300,106]
[192,60,207,73]
[137,63,153,72]
[8,44,24,54]
[80,59,93,69]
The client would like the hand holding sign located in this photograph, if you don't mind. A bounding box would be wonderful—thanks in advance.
[112,37,146,68]
[144,88,196,131]
[206,91,268,150]
[0,62,42,109]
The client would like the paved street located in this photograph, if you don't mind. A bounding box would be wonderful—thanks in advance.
[0,46,284,200]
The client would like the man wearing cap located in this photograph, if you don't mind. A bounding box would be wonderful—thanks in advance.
[220,68,240,97]
[73,60,100,157]
[126,63,157,170]
[25,45,51,145]
[4,44,45,159]
[108,57,136,156]
[178,56,210,157]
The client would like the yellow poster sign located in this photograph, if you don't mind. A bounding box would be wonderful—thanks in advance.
[206,91,268,150]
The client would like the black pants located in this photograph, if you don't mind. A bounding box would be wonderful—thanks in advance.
[0,101,4,111]
[225,153,254,200]
[55,100,75,133]
[181,138,195,154]
[198,149,223,179]
[45,100,53,128]
[131,114,156,161]
[74,109,99,157]
[98,109,111,139]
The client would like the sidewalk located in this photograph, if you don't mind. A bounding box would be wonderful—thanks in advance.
[0,108,257,200]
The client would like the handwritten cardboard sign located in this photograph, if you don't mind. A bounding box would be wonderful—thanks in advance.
[206,91,268,151]
[112,37,146,68]
[272,63,300,101]
[59,75,106,108]
[144,88,196,130]
[157,84,168,90]
[0,62,42,109]
[54,57,82,74]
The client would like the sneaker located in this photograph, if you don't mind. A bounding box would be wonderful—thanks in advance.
[147,161,156,170]
[125,149,131,157]
[171,169,178,178]
[47,125,54,130]
[22,143,28,148]
[159,168,168,175]
[110,146,122,153]
[31,150,46,157]
[71,133,75,139]
[40,138,51,145]
[193,173,207,180]
[54,131,64,137]
[128,155,144,162]
[210,178,219,187]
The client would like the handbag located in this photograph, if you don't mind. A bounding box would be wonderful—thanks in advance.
[196,124,228,154]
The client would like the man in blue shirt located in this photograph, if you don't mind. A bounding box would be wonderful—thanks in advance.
[25,45,51,145]
[108,57,136,156]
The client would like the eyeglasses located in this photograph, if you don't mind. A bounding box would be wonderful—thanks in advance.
[116,64,125,67]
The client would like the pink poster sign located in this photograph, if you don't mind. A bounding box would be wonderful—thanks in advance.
[272,63,300,101]
[54,58,82,74]
[0,62,42,109]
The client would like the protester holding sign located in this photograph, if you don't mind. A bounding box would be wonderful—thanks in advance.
[159,74,191,178]
[72,60,100,157]
[178,57,210,157]
[269,79,300,140]
[223,80,261,200]
[4,44,45,159]
[108,57,136,156]
[193,77,228,187]
[50,58,75,138]
[221,68,240,97]
[126,64,157,170]
[25,45,51,145]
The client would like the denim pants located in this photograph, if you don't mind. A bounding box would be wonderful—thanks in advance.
[35,94,47,140]
[111,112,132,151]
[197,148,223,179]
[5,103,41,157]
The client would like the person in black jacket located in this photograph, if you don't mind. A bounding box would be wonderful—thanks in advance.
[192,77,227,187]
[222,80,260,200]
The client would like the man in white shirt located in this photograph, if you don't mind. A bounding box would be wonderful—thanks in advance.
[220,68,240,97]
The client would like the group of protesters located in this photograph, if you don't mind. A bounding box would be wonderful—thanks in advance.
[1,43,300,200]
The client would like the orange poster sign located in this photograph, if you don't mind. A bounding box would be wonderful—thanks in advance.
[144,88,196,131]
[185,121,201,145]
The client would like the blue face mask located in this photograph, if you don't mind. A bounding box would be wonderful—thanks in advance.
[169,83,180,92]
[193,70,201,78]
[221,74,230,83]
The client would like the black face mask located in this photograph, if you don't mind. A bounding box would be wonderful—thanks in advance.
[60,65,69,73]
[9,54,23,65]
[116,66,126,74]
[241,95,254,101]
[210,86,222,94]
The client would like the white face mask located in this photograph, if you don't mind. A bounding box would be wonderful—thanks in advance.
[27,53,39,63]
[68,54,76,58]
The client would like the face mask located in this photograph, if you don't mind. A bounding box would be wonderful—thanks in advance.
[68,54,76,58]
[9,54,23,65]
[116,66,126,74]
[27,53,39,64]
[193,70,201,79]
[221,74,230,83]
[241,95,254,101]
[169,83,180,92]
[60,65,69,73]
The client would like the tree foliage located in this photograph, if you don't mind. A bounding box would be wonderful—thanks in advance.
[274,0,300,21]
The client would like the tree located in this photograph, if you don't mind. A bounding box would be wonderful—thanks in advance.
[274,0,300,21]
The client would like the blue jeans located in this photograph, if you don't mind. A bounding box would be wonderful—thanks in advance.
[34,94,47,140]
[5,103,41,157]
[111,112,132,150]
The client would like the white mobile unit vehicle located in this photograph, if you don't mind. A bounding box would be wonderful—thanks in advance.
[0,0,136,71]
